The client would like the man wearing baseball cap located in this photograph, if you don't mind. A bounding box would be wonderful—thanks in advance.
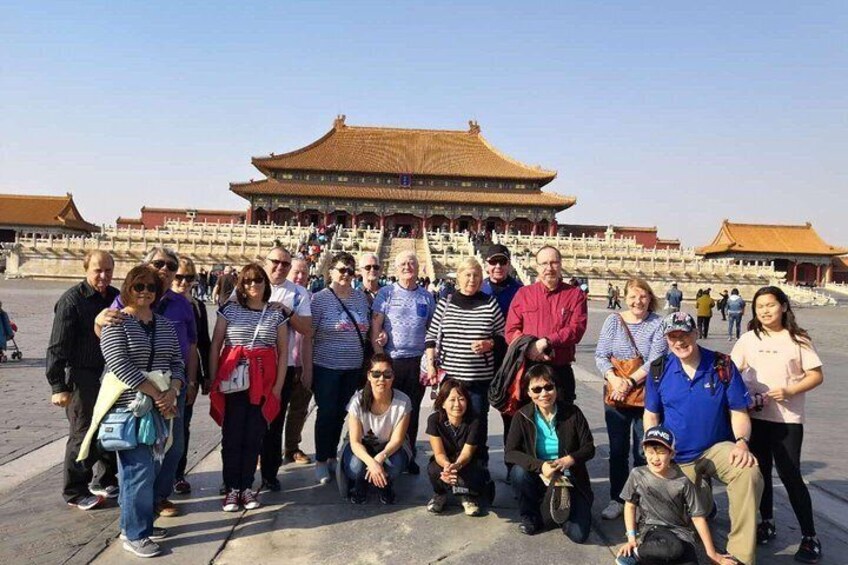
[643,312,763,564]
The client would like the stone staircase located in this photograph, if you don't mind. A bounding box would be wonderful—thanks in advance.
[378,237,435,279]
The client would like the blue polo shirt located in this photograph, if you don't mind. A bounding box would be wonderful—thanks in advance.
[645,347,749,464]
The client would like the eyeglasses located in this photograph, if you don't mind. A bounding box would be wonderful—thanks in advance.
[529,384,555,394]
[152,259,178,272]
[268,258,291,269]
[243,278,265,286]
[132,282,157,293]
[362,265,381,272]
[335,267,355,276]
[369,370,394,380]
[487,257,509,266]
[175,274,196,283]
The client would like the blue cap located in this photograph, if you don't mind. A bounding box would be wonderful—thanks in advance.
[642,425,675,451]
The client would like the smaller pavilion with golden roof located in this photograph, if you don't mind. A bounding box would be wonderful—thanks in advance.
[230,116,574,236]
[697,220,847,285]
[0,193,99,243]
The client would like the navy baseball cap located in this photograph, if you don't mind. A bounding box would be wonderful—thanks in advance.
[486,244,511,261]
[642,425,675,451]
[661,312,697,336]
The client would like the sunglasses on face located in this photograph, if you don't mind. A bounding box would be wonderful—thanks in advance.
[243,278,265,286]
[132,282,157,293]
[363,264,381,272]
[487,257,509,266]
[529,384,555,394]
[335,267,355,276]
[175,274,196,283]
[369,370,394,380]
[268,258,291,269]
[151,259,178,272]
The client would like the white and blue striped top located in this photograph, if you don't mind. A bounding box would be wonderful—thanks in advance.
[100,315,186,408]
[311,288,371,370]
[218,302,289,348]
[594,312,667,376]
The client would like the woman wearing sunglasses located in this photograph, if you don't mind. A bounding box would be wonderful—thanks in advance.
[310,252,371,485]
[208,264,289,512]
[98,265,185,558]
[505,364,595,542]
[95,247,198,518]
[170,257,212,495]
[342,353,411,504]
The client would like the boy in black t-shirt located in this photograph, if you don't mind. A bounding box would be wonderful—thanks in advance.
[616,426,737,565]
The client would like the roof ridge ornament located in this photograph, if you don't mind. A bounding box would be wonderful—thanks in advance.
[468,120,480,134]
[334,114,347,129]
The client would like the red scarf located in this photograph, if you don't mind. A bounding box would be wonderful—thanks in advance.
[210,345,281,426]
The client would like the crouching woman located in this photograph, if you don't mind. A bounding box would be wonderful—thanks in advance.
[343,354,411,504]
[505,364,596,542]
[425,379,490,516]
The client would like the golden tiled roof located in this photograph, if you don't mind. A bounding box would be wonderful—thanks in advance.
[116,217,143,225]
[140,206,244,216]
[0,193,98,232]
[698,221,847,256]
[251,116,557,183]
[230,179,574,209]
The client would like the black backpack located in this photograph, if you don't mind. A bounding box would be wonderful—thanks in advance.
[650,352,733,396]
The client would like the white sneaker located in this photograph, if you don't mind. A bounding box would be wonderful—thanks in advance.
[601,500,624,520]
[315,463,331,485]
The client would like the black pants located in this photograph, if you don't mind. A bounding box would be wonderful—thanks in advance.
[222,391,267,491]
[261,367,297,481]
[63,377,117,502]
[550,364,576,404]
[638,526,699,565]
[391,356,425,457]
[509,465,592,543]
[175,399,194,481]
[750,419,816,536]
[427,458,488,496]
[697,316,712,338]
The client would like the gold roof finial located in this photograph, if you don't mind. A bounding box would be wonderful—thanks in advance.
[334,114,347,129]
[468,120,481,134]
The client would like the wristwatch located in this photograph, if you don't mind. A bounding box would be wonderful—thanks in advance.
[735,437,749,445]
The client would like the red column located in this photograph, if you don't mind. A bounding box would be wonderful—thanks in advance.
[352,213,358,228]
[421,217,427,234]
[816,264,822,285]
[323,212,331,227]
[449,218,456,233]
[531,222,538,236]
[477,218,483,232]
[380,215,386,230]
[792,262,798,284]
[549,220,557,236]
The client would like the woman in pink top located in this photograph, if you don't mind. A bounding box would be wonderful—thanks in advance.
[730,286,824,564]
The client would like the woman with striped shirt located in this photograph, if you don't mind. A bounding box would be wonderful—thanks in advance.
[594,278,667,521]
[100,265,185,558]
[209,264,289,513]
[425,257,506,465]
[310,252,371,485]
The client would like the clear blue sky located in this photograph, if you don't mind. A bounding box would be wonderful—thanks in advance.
[2,1,846,247]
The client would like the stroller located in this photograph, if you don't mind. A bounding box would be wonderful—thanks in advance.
[1,320,22,363]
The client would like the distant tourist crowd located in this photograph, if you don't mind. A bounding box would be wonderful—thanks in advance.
[39,242,824,564]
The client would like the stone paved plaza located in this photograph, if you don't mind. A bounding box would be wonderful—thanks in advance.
[1,279,846,564]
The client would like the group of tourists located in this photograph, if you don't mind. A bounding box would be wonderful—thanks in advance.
[44,242,823,563]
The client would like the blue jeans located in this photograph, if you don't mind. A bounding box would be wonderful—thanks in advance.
[728,313,743,339]
[509,465,592,543]
[117,443,157,541]
[605,403,645,502]
[463,380,491,463]
[341,442,408,483]
[312,365,361,462]
[155,392,186,503]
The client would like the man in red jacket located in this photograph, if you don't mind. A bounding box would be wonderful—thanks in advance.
[505,246,588,403]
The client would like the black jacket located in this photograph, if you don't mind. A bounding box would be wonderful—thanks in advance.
[488,334,536,411]
[505,400,595,501]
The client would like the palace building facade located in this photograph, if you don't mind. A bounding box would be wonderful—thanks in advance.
[230,115,574,236]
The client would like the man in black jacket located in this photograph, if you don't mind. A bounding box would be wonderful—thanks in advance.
[46,250,120,510]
